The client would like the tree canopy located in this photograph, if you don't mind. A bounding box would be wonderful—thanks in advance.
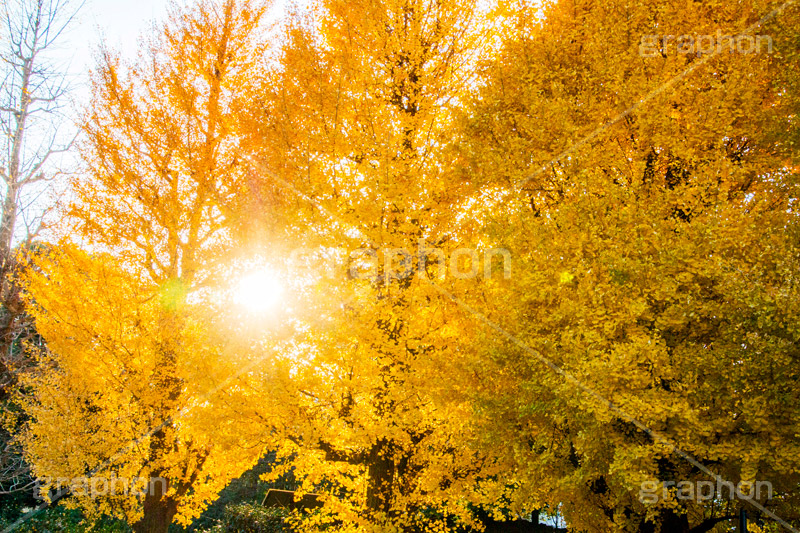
[6,0,800,532]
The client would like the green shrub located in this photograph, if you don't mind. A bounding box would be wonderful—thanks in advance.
[197,504,289,533]
[0,506,130,532]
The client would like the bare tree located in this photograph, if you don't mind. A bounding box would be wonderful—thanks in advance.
[0,0,81,496]
[0,0,80,260]
[0,0,80,392]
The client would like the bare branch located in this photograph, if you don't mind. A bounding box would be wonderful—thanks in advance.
[0,0,81,495]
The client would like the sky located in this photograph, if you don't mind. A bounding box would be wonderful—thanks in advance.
[61,0,170,76]
[10,0,286,244]
[57,0,287,94]
[10,0,172,240]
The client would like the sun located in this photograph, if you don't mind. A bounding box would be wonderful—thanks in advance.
[233,268,285,313]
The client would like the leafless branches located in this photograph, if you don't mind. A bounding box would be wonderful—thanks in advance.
[0,0,82,496]
[0,0,82,262]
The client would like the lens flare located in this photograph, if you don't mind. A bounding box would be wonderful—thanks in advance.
[233,269,284,313]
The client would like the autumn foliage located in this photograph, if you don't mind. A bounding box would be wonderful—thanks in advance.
[8,0,800,532]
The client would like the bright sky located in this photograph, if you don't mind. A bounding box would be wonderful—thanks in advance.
[16,1,171,241]
[15,0,287,244]
[82,0,169,52]
[58,0,287,94]
[60,0,169,76]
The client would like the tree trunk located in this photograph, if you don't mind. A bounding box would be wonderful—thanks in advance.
[132,482,178,533]
[366,438,396,519]
[0,186,17,269]
[132,424,179,533]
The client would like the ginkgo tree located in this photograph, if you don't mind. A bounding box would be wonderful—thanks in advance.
[17,1,272,532]
[456,0,800,531]
[11,0,800,532]
[205,0,515,529]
